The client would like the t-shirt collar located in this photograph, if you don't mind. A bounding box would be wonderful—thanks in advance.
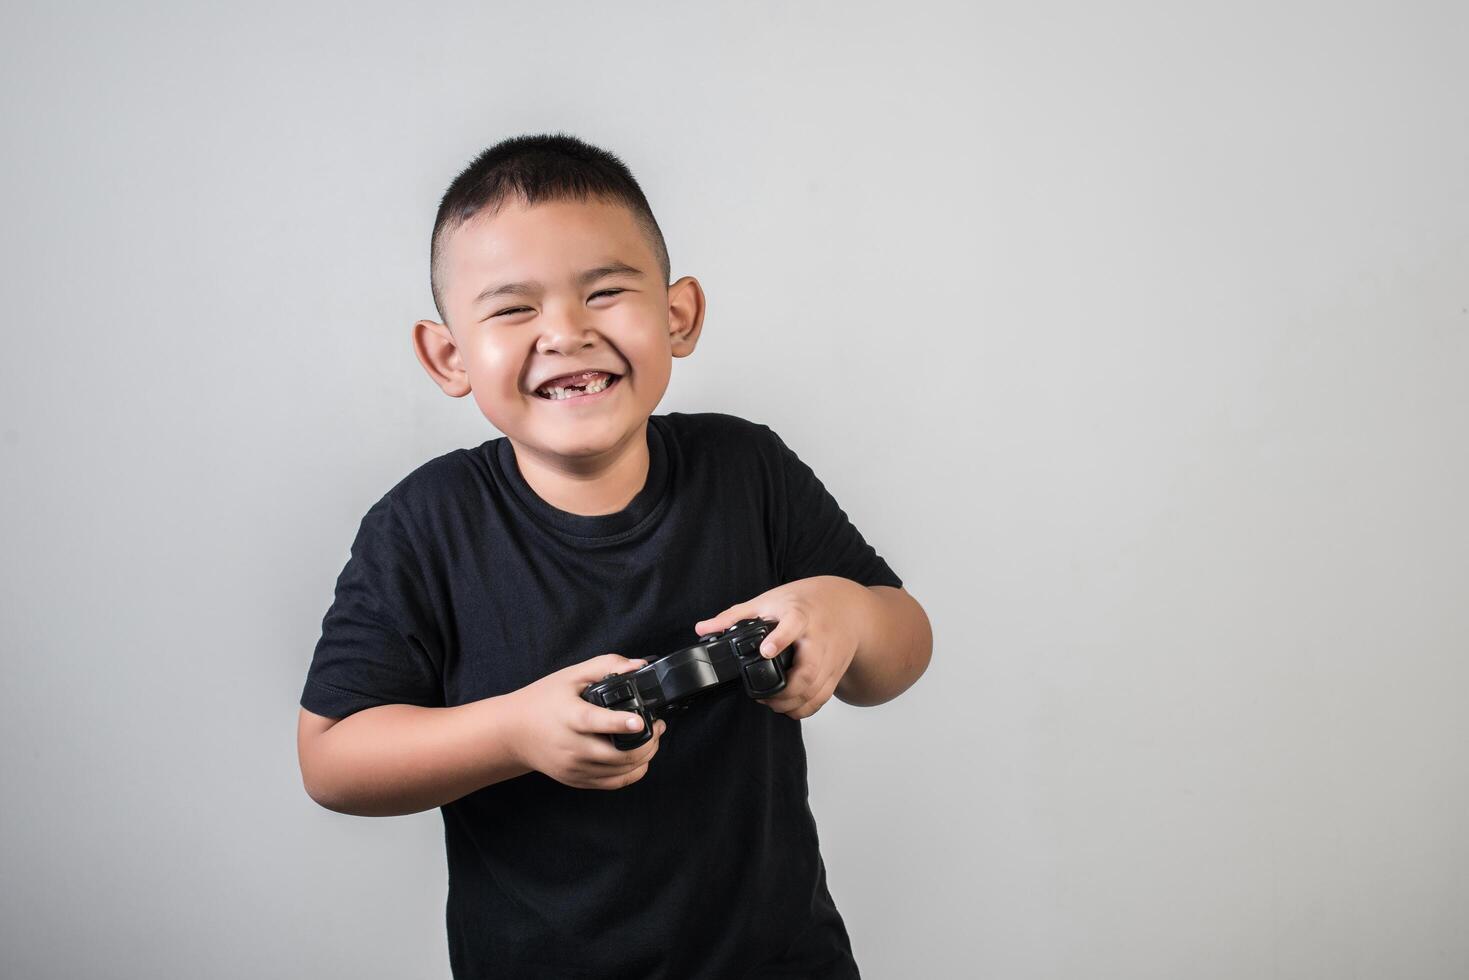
[490,417,671,543]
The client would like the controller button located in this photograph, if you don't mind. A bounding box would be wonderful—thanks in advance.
[598,679,635,706]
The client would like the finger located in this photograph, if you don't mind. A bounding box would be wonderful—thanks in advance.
[760,688,803,714]
[596,762,650,790]
[585,716,664,761]
[756,611,806,659]
[694,600,760,637]
[787,664,841,718]
[584,719,665,767]
[759,659,815,713]
[789,675,839,720]
[576,702,652,736]
[572,763,647,791]
[571,653,649,685]
[758,687,799,713]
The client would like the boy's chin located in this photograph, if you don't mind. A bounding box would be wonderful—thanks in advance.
[496,413,647,459]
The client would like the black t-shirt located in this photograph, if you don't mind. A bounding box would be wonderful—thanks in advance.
[300,412,902,979]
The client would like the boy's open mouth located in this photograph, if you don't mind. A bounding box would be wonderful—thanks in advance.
[534,370,621,401]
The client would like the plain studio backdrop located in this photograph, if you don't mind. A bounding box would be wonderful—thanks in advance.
[2,2,1465,978]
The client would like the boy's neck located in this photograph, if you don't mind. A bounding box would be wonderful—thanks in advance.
[507,421,651,517]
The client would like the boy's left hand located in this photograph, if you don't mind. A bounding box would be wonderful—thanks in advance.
[693,575,867,720]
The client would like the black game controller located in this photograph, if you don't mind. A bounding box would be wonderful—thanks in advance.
[581,618,795,750]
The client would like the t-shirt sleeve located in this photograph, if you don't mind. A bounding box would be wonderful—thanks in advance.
[759,424,904,590]
[299,492,446,719]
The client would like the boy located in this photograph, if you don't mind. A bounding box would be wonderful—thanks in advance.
[296,133,932,979]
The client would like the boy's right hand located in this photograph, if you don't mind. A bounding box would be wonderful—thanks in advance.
[506,654,667,791]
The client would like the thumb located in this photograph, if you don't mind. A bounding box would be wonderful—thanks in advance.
[571,652,648,685]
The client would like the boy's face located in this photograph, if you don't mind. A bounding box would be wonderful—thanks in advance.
[414,196,704,467]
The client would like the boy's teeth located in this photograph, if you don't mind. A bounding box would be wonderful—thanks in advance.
[538,373,616,400]
[544,370,608,387]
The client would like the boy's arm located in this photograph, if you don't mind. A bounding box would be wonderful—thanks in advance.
[297,698,531,817]
[834,584,933,708]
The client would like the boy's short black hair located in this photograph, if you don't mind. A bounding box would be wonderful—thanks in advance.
[429,132,672,325]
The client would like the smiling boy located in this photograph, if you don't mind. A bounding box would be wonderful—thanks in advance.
[296,133,932,979]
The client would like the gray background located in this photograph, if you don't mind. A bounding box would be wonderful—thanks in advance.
[2,1,1466,977]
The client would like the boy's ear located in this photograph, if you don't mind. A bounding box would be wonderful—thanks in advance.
[668,276,706,358]
[412,319,471,396]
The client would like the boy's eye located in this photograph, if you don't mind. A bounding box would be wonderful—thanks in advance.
[491,289,626,318]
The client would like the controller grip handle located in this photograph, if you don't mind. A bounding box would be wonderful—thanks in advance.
[611,721,653,751]
[738,643,791,699]
[585,672,654,751]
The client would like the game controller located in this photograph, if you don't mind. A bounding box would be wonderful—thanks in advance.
[581,618,795,750]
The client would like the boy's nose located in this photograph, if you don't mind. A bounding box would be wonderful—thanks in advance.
[535,319,598,355]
